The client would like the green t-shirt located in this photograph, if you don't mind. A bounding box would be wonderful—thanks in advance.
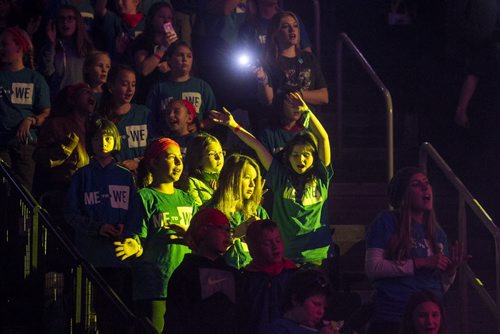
[0,68,50,146]
[131,187,197,300]
[266,159,333,264]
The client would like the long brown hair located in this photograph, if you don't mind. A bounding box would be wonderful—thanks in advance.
[210,154,263,221]
[97,64,136,120]
[388,181,443,261]
[55,5,93,57]
[264,11,301,65]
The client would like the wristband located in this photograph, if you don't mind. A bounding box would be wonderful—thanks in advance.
[26,116,37,126]
[257,74,268,85]
[153,52,162,61]
[233,124,241,133]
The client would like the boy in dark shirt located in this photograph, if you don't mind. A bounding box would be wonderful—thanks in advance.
[163,208,238,334]
[238,219,297,333]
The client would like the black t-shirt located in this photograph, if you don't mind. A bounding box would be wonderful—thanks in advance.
[268,51,327,96]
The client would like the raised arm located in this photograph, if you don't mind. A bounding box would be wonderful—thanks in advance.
[209,108,273,170]
[293,92,330,167]
[301,87,329,105]
[455,74,478,128]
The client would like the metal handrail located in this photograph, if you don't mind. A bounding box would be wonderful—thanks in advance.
[336,32,394,182]
[419,142,500,333]
[0,159,155,333]
[312,0,320,55]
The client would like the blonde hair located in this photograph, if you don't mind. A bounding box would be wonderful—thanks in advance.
[211,154,263,220]
[83,50,110,84]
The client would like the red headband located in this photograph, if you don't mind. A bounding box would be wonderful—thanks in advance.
[181,99,197,120]
[143,138,179,163]
[6,27,31,54]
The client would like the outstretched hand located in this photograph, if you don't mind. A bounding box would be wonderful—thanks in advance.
[114,238,142,260]
[209,107,238,128]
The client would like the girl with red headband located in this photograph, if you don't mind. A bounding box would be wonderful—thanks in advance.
[0,27,50,190]
[114,137,197,333]
[146,41,217,134]
[154,99,199,157]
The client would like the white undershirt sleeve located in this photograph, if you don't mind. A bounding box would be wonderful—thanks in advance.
[365,248,415,280]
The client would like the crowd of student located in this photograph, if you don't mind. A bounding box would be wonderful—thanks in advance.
[0,0,468,333]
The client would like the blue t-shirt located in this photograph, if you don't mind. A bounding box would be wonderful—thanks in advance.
[260,126,303,156]
[0,68,50,146]
[114,103,152,162]
[146,76,216,137]
[65,159,139,268]
[365,210,449,322]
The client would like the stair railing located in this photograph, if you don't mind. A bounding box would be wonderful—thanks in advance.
[0,158,156,333]
[419,142,500,334]
[336,32,394,181]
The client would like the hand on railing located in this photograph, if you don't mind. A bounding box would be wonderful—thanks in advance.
[114,238,143,260]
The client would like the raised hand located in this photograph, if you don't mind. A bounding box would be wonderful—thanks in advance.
[209,107,238,129]
[46,19,57,45]
[447,240,471,273]
[252,66,268,84]
[114,238,142,260]
[115,32,130,55]
[288,91,309,113]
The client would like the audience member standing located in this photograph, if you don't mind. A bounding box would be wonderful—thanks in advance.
[98,65,152,173]
[0,27,51,190]
[132,1,178,103]
[164,208,238,334]
[114,138,197,333]
[40,5,93,101]
[365,167,468,334]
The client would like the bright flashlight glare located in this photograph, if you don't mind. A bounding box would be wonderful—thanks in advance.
[238,54,250,66]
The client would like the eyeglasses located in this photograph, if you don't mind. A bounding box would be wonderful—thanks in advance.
[57,16,76,22]
[206,151,226,158]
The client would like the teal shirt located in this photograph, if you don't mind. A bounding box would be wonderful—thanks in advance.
[130,187,197,300]
[114,104,152,162]
[260,127,303,155]
[266,159,333,264]
[0,68,50,146]
[146,77,216,137]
